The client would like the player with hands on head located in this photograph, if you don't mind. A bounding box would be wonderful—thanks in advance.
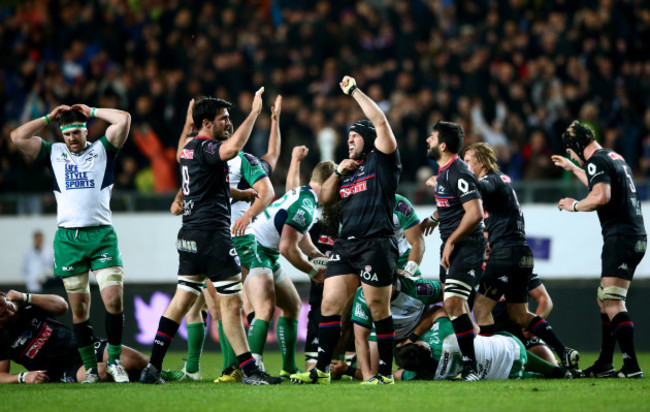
[553,121,646,379]
[10,103,132,384]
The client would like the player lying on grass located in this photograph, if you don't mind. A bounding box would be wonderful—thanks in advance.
[0,290,157,383]
[392,306,577,381]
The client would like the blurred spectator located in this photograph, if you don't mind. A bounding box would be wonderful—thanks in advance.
[132,124,178,193]
[21,230,54,293]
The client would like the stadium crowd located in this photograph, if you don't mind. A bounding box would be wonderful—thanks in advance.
[2,0,650,197]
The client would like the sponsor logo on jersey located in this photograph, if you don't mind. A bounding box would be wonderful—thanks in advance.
[340,181,367,198]
[25,324,53,359]
[292,209,307,226]
[416,282,434,296]
[180,149,194,159]
[435,198,450,207]
[64,164,95,190]
[354,303,369,321]
[318,235,335,246]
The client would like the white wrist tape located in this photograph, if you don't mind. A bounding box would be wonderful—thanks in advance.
[403,261,419,276]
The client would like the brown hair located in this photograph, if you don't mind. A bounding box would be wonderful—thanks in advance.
[464,142,499,173]
[310,161,337,184]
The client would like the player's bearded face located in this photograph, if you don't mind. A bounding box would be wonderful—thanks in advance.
[348,133,364,160]
[63,129,88,153]
[427,143,441,161]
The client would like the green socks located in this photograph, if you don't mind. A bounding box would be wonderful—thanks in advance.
[79,345,98,372]
[107,343,122,365]
[185,322,205,373]
[277,317,298,373]
[247,318,270,355]
[525,351,559,377]
[218,320,237,371]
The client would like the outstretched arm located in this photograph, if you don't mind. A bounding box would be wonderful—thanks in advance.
[261,95,282,171]
[551,155,587,186]
[71,104,131,148]
[340,76,396,155]
[286,145,309,192]
[176,99,196,162]
[10,105,70,160]
[219,87,265,161]
[0,360,49,384]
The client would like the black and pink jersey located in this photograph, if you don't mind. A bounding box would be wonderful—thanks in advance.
[478,171,527,249]
[586,149,646,238]
[179,136,231,230]
[435,155,484,241]
[339,149,401,239]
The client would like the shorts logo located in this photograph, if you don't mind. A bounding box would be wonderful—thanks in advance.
[329,254,341,262]
[498,275,508,283]
[62,265,75,272]
[229,248,238,256]
[360,265,378,282]
[99,253,113,263]
[177,239,198,253]
[618,263,629,271]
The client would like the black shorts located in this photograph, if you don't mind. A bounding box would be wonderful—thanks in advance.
[177,228,241,282]
[325,237,398,287]
[440,235,486,289]
[602,235,647,281]
[479,245,534,304]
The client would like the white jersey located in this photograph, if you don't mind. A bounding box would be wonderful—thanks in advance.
[435,333,520,380]
[228,152,268,236]
[252,185,319,251]
[41,137,117,228]
[389,290,426,340]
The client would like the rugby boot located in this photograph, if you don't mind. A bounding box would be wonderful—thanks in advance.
[290,368,330,385]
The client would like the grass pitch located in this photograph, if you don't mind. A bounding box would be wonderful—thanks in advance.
[5,352,649,412]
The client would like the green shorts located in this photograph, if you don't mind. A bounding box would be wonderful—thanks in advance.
[248,243,286,283]
[233,234,258,269]
[53,226,122,277]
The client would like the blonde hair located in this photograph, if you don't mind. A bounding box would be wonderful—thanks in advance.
[310,161,337,184]
[464,142,499,173]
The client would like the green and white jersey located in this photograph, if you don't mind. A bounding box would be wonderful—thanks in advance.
[38,137,118,228]
[351,277,442,340]
[428,318,523,380]
[228,152,268,236]
[251,185,318,251]
[393,194,420,257]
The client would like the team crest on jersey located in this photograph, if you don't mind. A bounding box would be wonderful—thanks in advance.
[500,175,512,183]
[180,149,194,159]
